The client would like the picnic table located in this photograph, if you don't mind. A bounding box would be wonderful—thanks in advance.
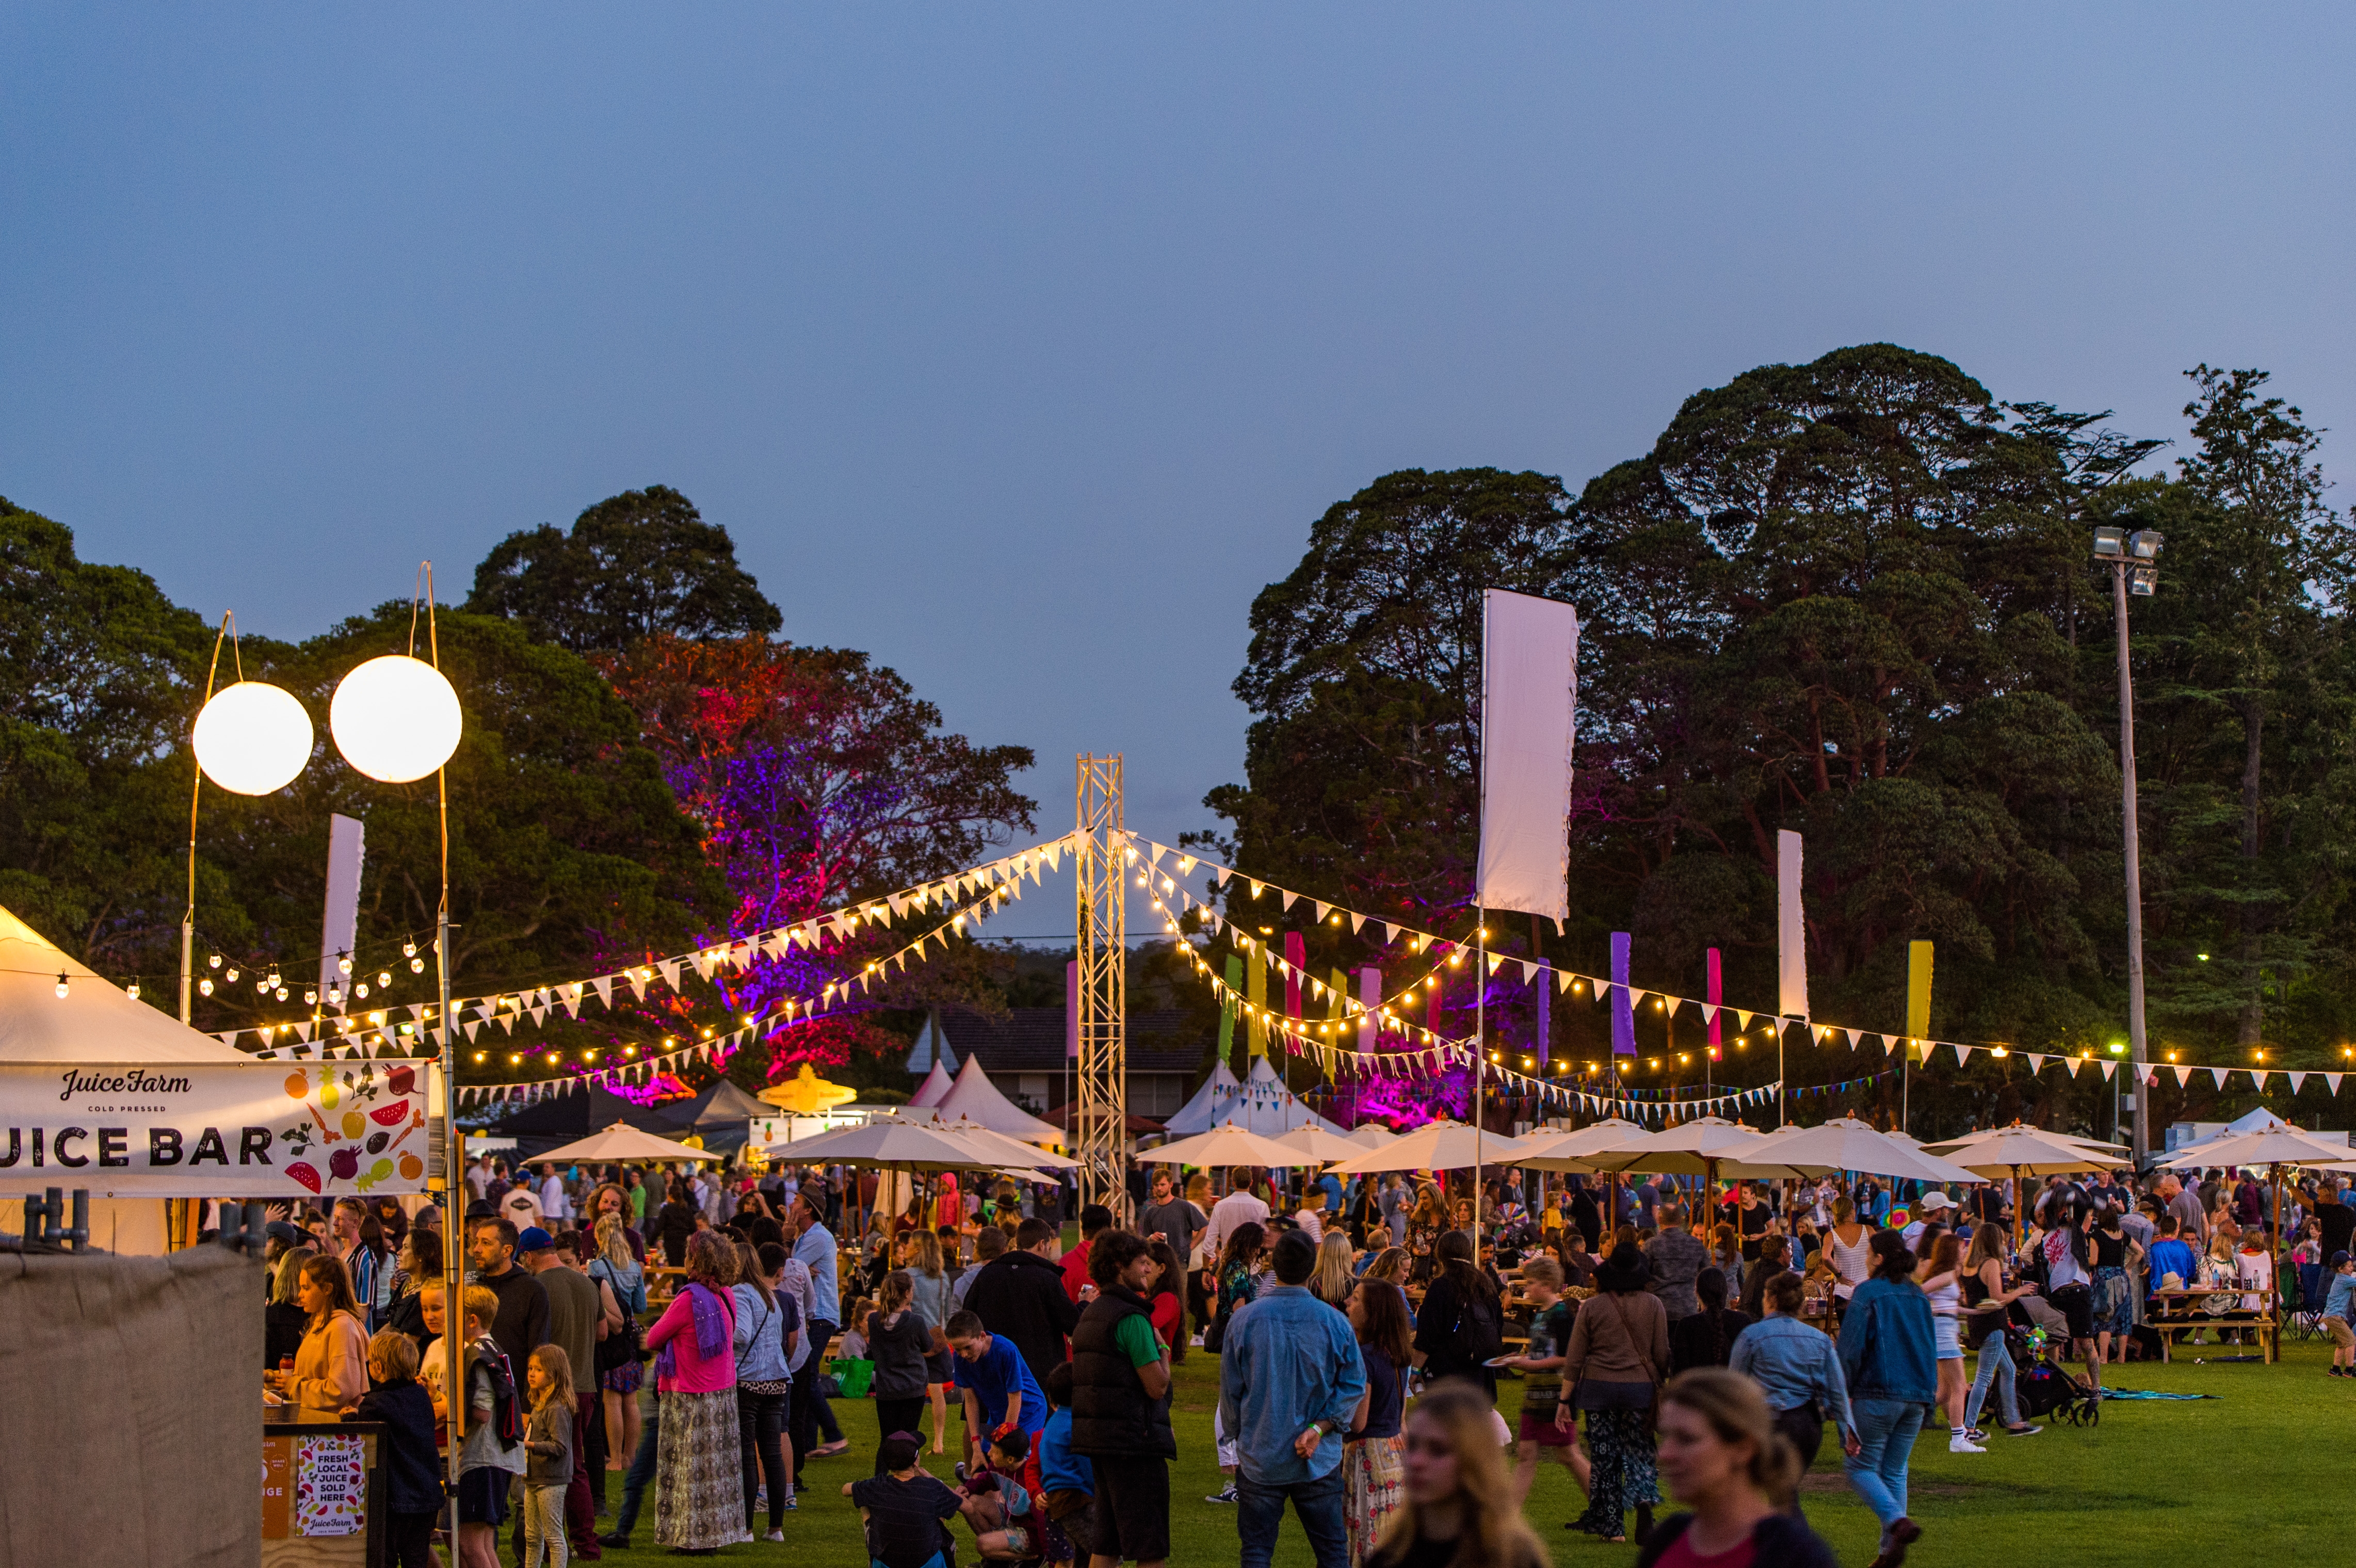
[2147,1286,2278,1363]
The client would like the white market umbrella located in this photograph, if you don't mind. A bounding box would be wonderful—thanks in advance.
[918,1114,1082,1170]
[1142,1122,1316,1171]
[1739,1118,1984,1186]
[1271,1123,1366,1163]
[1925,1126,2126,1255]
[1506,1119,1647,1173]
[532,1121,719,1166]
[2160,1127,2356,1174]
[759,1118,1008,1173]
[1346,1122,1399,1149]
[1923,1124,2124,1157]
[1322,1120,1539,1175]
[1578,1117,1799,1180]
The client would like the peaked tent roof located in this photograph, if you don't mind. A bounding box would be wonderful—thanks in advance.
[1161,1059,1243,1136]
[652,1077,771,1141]
[0,903,251,1062]
[905,1010,958,1075]
[909,1061,956,1109]
[921,1054,1064,1145]
[1220,1057,1347,1137]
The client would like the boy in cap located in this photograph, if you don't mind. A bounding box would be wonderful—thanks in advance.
[2323,1251,2356,1376]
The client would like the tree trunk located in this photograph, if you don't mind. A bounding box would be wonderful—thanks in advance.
[2237,693,2265,1048]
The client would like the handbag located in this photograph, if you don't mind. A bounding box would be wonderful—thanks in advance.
[590,1258,646,1373]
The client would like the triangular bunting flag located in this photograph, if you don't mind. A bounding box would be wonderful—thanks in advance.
[2025,1053,2046,1073]
[2098,1060,2116,1081]
[2172,1064,2194,1086]
[2209,1067,2230,1091]
[2290,1072,2310,1094]
[2330,1073,2346,1094]
[1845,1029,1863,1050]
[1735,1011,1752,1030]
[1952,1043,1972,1065]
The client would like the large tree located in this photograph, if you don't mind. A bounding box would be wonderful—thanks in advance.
[464,484,782,652]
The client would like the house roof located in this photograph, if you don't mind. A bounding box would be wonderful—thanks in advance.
[931,1007,1207,1078]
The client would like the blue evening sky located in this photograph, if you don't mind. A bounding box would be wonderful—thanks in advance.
[6,7,2350,939]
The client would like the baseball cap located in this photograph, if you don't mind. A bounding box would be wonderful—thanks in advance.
[1917,1192,1955,1212]
[264,1220,303,1247]
[877,1432,922,1472]
[517,1225,555,1254]
[2332,1250,2351,1269]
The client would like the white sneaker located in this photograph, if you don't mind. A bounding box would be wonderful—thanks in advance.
[1948,1434,1986,1453]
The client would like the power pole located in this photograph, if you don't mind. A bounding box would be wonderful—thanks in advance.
[2095,527,2162,1163]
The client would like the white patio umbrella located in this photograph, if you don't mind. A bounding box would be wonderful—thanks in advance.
[2161,1126,2356,1342]
[1923,1123,2124,1156]
[1271,1123,1367,1164]
[1141,1122,1315,1171]
[1346,1123,1398,1149]
[1505,1119,1647,1173]
[1321,1120,1539,1175]
[533,1121,720,1166]
[758,1118,1009,1173]
[1923,1126,2126,1255]
[1739,1118,1985,1186]
[920,1114,1083,1171]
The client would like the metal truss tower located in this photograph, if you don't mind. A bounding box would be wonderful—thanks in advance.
[1074,755,1127,1217]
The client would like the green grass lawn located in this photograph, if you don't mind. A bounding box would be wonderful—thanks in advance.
[589,1330,2344,1566]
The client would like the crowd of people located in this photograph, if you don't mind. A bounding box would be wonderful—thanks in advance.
[246,1141,2352,1568]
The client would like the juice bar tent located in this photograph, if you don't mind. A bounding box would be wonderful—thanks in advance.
[0,903,257,1254]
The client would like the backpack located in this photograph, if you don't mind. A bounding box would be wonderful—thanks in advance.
[473,1337,526,1446]
[1450,1284,1506,1367]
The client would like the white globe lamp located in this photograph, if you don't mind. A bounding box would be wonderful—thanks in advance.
[330,654,462,783]
[190,681,314,795]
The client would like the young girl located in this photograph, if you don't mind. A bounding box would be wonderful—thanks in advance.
[867,1270,936,1462]
[522,1345,577,1568]
[837,1296,876,1360]
[1916,1232,1974,1450]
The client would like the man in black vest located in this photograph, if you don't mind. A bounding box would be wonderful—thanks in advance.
[1068,1230,1173,1568]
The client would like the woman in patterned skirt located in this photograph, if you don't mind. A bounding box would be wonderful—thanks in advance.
[1342,1278,1413,1565]
[1560,1241,1669,1543]
[644,1230,747,1550]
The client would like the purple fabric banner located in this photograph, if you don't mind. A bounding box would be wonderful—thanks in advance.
[1611,932,1635,1056]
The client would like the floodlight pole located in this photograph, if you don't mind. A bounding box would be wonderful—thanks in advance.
[2109,556,2152,1165]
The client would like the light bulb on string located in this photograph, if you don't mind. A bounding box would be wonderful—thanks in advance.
[199,978,214,997]
[355,982,370,999]
[225,966,240,983]
[275,987,288,1001]
[55,974,69,998]
[377,971,391,988]
[409,958,424,974]
[126,980,140,1001]
[337,953,353,975]
[304,988,319,1005]
[208,953,223,970]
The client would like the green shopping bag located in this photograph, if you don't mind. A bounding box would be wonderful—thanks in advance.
[830,1357,875,1399]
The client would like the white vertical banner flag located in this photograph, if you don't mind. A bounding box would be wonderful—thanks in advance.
[1475,589,1578,920]
[1778,829,1809,1022]
[319,813,365,1013]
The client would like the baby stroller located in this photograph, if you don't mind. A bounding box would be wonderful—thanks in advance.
[2008,1326,2100,1427]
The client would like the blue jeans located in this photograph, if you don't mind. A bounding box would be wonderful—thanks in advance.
[1844,1397,1924,1530]
[613,1396,662,1535]
[1238,1468,1347,1568]
[1964,1337,2018,1431]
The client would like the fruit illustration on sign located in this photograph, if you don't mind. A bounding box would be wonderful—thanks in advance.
[369,1103,409,1127]
[397,1152,424,1182]
[384,1064,416,1097]
[287,1162,321,1194]
[341,1111,365,1140]
[284,1072,309,1100]
[365,1130,390,1154]
[320,1076,341,1110]
[328,1146,361,1182]
[354,1158,394,1192]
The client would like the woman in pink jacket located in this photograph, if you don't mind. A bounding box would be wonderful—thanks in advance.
[644,1230,746,1549]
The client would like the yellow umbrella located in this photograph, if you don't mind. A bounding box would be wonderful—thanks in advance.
[760,1063,859,1115]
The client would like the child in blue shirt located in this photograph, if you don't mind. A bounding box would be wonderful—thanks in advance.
[2322,1250,2356,1376]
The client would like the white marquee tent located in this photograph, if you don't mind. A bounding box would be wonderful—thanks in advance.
[902,1055,1064,1146]
[1160,1059,1242,1136]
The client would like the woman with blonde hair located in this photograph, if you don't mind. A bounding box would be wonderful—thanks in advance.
[1639,1368,1838,1567]
[643,1228,745,1549]
[1312,1231,1359,1308]
[1362,1378,1548,1568]
[588,1210,648,1473]
[1406,1186,1446,1285]
[1362,1247,1411,1292]
[271,1253,372,1412]
[903,1228,957,1453]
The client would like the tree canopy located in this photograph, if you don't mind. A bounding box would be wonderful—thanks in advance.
[463,484,782,652]
[1207,345,2355,1137]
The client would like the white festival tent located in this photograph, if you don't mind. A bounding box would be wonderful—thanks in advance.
[0,904,259,1253]
[907,1061,956,1110]
[903,1055,1066,1146]
[1223,1058,1348,1137]
[1161,1059,1244,1136]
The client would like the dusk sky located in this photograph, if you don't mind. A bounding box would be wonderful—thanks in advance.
[8,7,2351,938]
